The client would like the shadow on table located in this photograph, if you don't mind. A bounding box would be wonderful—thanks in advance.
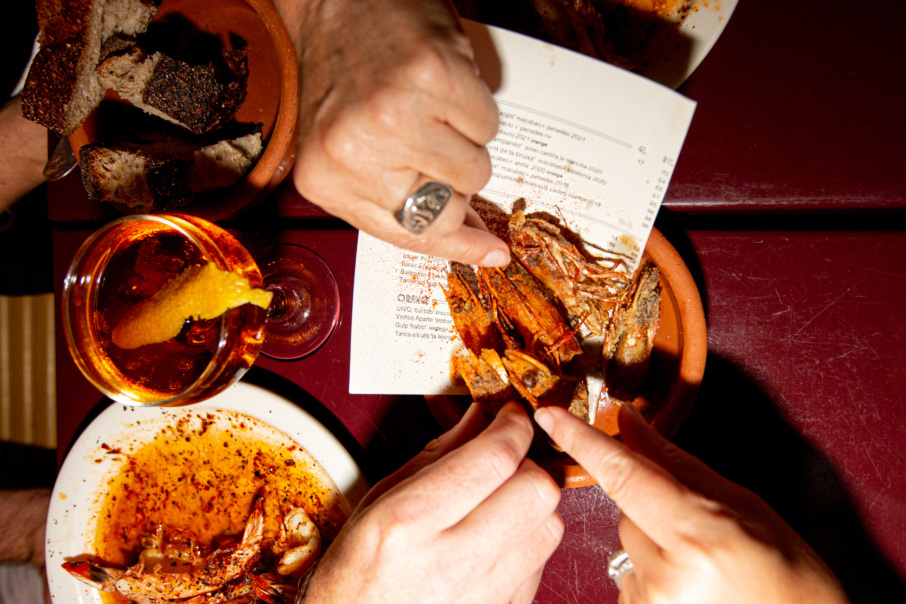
[675,354,906,604]
[0,442,56,489]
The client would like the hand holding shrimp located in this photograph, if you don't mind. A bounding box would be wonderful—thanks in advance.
[302,402,564,604]
[534,404,850,604]
[273,0,510,267]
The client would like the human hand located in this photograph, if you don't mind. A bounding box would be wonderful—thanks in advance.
[301,402,564,604]
[534,404,849,604]
[274,0,509,267]
[0,96,48,211]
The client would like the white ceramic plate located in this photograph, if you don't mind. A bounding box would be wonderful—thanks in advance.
[46,381,369,603]
[642,0,739,89]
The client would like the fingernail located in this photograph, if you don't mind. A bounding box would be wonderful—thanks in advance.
[534,407,554,433]
[478,248,510,267]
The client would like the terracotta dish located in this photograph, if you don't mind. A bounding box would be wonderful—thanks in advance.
[426,227,707,488]
[69,0,298,222]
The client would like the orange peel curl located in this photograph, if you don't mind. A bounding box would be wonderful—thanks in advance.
[112,263,272,349]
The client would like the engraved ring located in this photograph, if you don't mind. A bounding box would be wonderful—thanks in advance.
[606,548,634,590]
[395,182,453,234]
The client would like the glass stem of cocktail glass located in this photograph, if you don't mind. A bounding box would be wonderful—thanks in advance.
[256,243,340,361]
[266,276,312,326]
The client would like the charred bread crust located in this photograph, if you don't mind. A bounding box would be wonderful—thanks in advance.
[79,128,263,212]
[144,157,195,209]
[37,0,95,45]
[20,41,86,133]
[23,0,162,134]
[37,0,162,44]
[79,141,194,211]
[140,49,249,135]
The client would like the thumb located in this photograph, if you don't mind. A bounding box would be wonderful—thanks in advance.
[421,221,510,267]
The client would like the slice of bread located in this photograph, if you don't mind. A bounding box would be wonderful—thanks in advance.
[22,0,162,134]
[97,46,249,135]
[36,0,161,46]
[80,130,263,212]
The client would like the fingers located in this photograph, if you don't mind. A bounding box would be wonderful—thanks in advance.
[451,505,563,604]
[616,404,724,495]
[616,514,662,591]
[402,122,493,195]
[293,109,509,266]
[379,402,536,530]
[465,511,563,604]
[390,193,510,266]
[439,52,499,146]
[446,458,561,554]
[288,6,505,267]
[391,28,498,149]
[616,405,764,517]
[507,565,549,604]
[403,219,511,266]
[298,51,496,213]
[344,187,510,266]
[534,406,704,551]
[356,402,493,510]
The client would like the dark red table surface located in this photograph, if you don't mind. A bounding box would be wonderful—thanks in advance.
[667,0,906,213]
[49,1,906,602]
[53,217,906,603]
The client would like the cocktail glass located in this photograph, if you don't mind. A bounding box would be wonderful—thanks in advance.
[62,214,339,406]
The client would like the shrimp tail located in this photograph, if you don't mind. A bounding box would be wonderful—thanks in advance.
[61,561,122,591]
[251,572,298,604]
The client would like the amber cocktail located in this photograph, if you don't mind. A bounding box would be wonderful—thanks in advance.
[63,214,267,406]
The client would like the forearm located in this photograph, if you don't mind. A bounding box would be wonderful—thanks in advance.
[0,489,51,567]
[271,0,465,72]
[0,96,47,212]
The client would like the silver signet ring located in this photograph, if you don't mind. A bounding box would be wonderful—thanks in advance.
[606,548,634,591]
[395,182,453,234]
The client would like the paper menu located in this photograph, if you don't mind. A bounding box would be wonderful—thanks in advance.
[348,21,696,396]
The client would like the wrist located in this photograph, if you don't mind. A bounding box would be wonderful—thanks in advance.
[272,0,336,57]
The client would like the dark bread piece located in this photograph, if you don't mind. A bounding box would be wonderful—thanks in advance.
[22,0,162,134]
[97,46,249,135]
[20,40,88,135]
[85,144,195,210]
[79,128,263,212]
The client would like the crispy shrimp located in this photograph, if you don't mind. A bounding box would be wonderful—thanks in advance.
[443,266,505,356]
[602,262,661,402]
[271,507,322,579]
[508,211,630,336]
[62,563,294,604]
[501,349,588,421]
[444,211,660,431]
[63,497,266,601]
[454,348,518,414]
[480,260,582,367]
